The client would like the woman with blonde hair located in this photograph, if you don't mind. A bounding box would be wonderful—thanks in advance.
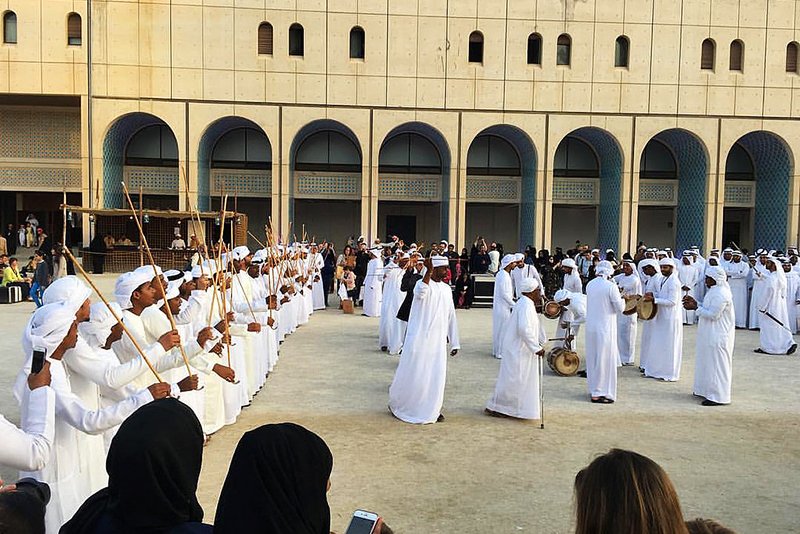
[574,449,689,534]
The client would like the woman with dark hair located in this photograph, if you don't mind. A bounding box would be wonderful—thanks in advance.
[214,423,390,534]
[60,399,210,534]
[574,449,689,534]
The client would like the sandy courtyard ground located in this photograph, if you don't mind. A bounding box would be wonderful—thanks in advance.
[1,275,799,533]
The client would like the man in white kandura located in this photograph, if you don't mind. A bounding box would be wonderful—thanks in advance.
[748,250,768,329]
[389,256,460,424]
[614,259,641,366]
[584,261,625,404]
[724,251,749,328]
[677,252,698,325]
[555,257,583,343]
[755,256,797,355]
[683,266,735,406]
[782,259,799,334]
[491,254,517,358]
[642,257,683,381]
[485,277,546,420]
[362,247,383,317]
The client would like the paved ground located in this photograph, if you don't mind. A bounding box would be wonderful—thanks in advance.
[1,275,799,533]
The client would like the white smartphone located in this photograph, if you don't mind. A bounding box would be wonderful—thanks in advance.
[344,509,379,534]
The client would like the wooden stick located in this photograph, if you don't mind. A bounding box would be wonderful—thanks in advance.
[139,186,144,267]
[247,230,266,249]
[122,182,193,376]
[63,247,163,382]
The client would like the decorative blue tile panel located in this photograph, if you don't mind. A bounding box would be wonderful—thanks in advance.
[570,128,622,251]
[379,176,440,201]
[296,174,360,198]
[653,129,707,252]
[0,167,81,190]
[466,177,520,202]
[737,132,792,250]
[0,108,80,159]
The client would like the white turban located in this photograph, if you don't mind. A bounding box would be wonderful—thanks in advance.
[500,254,516,269]
[42,276,92,311]
[595,260,614,278]
[25,302,76,358]
[658,257,674,267]
[514,253,525,262]
[431,255,449,268]
[705,265,728,285]
[165,279,182,300]
[252,250,268,264]
[232,246,251,261]
[163,269,184,282]
[134,264,162,279]
[114,270,153,310]
[369,247,382,257]
[639,259,659,271]
[518,277,539,294]
[562,258,576,269]
[79,301,122,348]
[554,289,570,302]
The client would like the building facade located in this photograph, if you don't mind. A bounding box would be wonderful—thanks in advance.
[1,0,799,253]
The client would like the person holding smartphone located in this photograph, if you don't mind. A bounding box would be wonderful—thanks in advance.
[0,357,54,472]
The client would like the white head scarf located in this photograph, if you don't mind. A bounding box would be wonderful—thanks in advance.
[115,270,153,310]
[639,258,659,273]
[561,258,576,269]
[705,265,728,288]
[42,276,92,310]
[79,301,122,348]
[500,254,516,269]
[519,277,539,294]
[25,301,76,358]
[514,253,525,263]
[431,256,449,268]
[232,246,251,261]
[554,289,570,302]
[595,260,614,278]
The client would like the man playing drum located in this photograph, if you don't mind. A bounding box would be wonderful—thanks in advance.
[642,258,683,382]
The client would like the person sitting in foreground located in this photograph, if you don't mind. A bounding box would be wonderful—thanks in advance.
[60,399,210,534]
[214,422,392,534]
[0,478,51,534]
[574,449,689,534]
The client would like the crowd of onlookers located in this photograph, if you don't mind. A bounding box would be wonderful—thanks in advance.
[0,397,735,533]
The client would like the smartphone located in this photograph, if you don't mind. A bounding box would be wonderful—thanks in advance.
[31,346,47,374]
[344,510,379,534]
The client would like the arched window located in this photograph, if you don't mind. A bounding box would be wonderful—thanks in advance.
[554,137,598,178]
[787,42,799,73]
[467,135,521,177]
[3,11,17,44]
[379,133,442,175]
[729,39,744,71]
[289,23,304,57]
[701,38,715,70]
[725,143,754,181]
[557,34,571,66]
[468,31,483,64]
[639,140,677,179]
[258,22,273,55]
[212,128,271,170]
[125,125,179,167]
[67,13,81,46]
[350,26,365,59]
[527,33,542,65]
[615,35,629,68]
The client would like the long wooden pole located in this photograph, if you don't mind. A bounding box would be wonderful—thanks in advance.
[63,247,163,382]
[122,182,193,376]
[138,186,144,267]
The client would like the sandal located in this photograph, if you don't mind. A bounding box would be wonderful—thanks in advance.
[591,397,614,404]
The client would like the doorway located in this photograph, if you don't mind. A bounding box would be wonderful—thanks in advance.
[386,215,416,243]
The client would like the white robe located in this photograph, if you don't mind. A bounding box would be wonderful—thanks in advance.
[639,272,663,372]
[555,270,583,344]
[758,270,796,354]
[678,261,698,324]
[749,264,768,329]
[379,266,406,354]
[492,269,515,357]
[310,253,326,310]
[785,270,799,334]
[486,296,547,419]
[512,264,542,299]
[0,386,54,472]
[363,257,383,317]
[693,283,735,404]
[644,272,683,381]
[614,272,641,365]
[14,359,153,533]
[725,260,750,328]
[388,279,460,424]
[585,276,625,400]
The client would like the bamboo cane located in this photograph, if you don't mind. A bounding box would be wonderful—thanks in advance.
[63,247,163,382]
[121,182,193,377]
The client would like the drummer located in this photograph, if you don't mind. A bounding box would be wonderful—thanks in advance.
[614,259,641,366]
[553,288,586,354]
[637,259,661,374]
[556,258,584,345]
[641,258,684,382]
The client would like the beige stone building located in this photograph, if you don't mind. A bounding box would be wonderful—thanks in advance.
[1,0,800,254]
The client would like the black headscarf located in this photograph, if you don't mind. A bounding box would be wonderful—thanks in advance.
[60,398,205,534]
[214,423,333,534]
